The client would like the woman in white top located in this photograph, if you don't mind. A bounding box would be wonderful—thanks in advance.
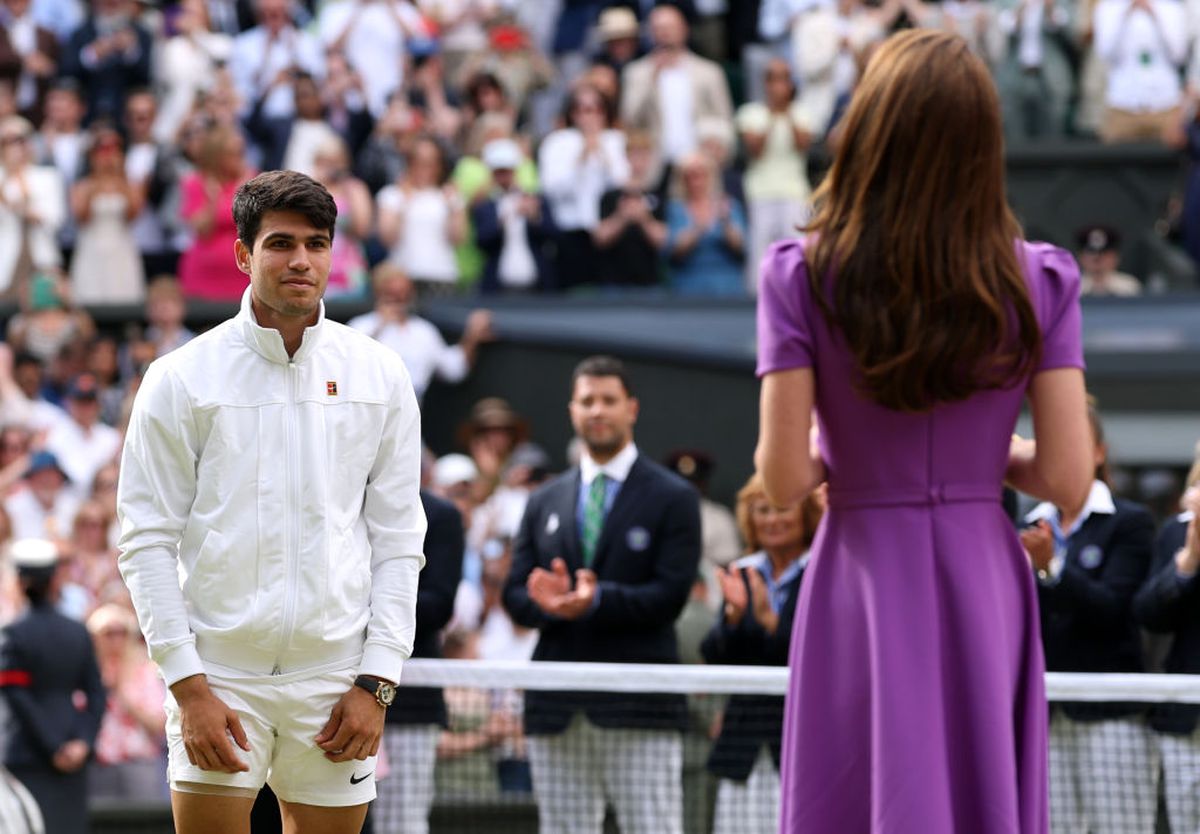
[377,136,467,292]
[537,83,629,289]
[69,126,145,306]
[0,116,64,298]
[736,60,816,296]
[152,0,234,144]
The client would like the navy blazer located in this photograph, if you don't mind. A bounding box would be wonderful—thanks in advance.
[1033,497,1155,721]
[0,603,105,769]
[388,491,463,728]
[700,556,804,782]
[1133,515,1199,734]
[62,20,153,123]
[503,455,701,735]
[471,194,558,294]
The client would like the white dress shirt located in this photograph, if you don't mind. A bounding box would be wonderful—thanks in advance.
[345,311,467,399]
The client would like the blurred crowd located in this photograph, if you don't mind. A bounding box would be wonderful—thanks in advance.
[3,0,1200,303]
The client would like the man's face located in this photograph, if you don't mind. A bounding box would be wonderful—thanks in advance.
[28,468,63,504]
[649,8,686,51]
[236,210,331,322]
[569,375,638,459]
[67,394,101,427]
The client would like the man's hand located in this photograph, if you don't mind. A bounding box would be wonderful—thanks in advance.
[528,557,572,611]
[171,674,251,773]
[52,739,89,773]
[315,685,386,762]
[1020,521,1055,574]
[527,560,597,620]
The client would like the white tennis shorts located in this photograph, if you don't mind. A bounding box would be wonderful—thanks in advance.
[165,661,378,807]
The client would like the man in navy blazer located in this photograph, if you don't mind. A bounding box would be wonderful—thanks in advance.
[1134,480,1200,832]
[503,354,701,834]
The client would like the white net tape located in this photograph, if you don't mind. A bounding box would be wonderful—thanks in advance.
[400,659,1200,703]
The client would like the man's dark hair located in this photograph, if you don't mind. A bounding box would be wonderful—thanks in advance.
[572,355,632,396]
[232,170,338,251]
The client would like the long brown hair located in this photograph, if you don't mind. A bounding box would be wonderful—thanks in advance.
[806,30,1041,412]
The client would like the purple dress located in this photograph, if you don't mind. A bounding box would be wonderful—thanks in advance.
[756,239,1084,833]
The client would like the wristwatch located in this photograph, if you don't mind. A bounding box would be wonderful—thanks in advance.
[353,675,396,708]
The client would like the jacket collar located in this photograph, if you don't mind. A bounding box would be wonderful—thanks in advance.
[236,287,326,365]
[580,442,638,486]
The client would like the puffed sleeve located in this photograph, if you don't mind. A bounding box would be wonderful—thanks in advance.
[1022,241,1085,373]
[756,239,816,376]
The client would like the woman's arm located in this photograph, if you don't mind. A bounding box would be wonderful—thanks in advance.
[755,368,825,506]
[1006,368,1092,515]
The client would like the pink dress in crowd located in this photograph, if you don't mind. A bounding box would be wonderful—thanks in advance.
[177,172,251,301]
[757,238,1084,833]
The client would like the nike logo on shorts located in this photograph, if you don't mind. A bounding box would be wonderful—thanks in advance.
[350,772,372,785]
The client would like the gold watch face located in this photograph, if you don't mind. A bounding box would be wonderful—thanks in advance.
[377,682,396,706]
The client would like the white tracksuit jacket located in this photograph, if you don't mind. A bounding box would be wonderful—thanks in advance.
[117,290,427,687]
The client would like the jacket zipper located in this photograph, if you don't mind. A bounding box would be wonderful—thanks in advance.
[273,363,302,675]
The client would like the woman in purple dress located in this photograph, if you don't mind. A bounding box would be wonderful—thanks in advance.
[755,30,1093,833]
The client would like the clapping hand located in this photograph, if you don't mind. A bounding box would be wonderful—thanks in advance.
[716,566,748,625]
[745,569,780,635]
[527,558,597,620]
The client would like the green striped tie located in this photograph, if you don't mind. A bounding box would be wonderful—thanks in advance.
[582,474,608,567]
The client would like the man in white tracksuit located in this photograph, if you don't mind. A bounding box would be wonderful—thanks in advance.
[116,169,427,834]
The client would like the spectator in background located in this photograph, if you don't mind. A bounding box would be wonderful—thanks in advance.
[377,135,467,293]
[665,449,743,612]
[592,6,643,75]
[418,0,496,82]
[697,116,743,208]
[539,83,628,290]
[122,90,175,278]
[69,124,145,306]
[665,151,746,296]
[0,116,64,296]
[320,51,374,160]
[593,129,668,288]
[45,372,121,492]
[244,69,340,175]
[621,5,733,167]
[1093,0,1188,143]
[473,137,556,294]
[1075,224,1142,296]
[356,89,423,195]
[1020,401,1156,833]
[0,0,59,126]
[702,474,823,834]
[177,123,253,301]
[5,450,78,542]
[64,499,121,612]
[316,0,426,119]
[151,0,233,145]
[141,275,194,358]
[459,70,516,156]
[348,264,493,401]
[431,452,480,530]
[86,335,124,426]
[455,20,555,128]
[0,539,104,834]
[1134,450,1200,834]
[6,273,93,367]
[86,602,166,802]
[311,136,370,299]
[405,45,463,144]
[737,59,815,295]
[229,0,323,123]
[994,0,1074,141]
[457,397,527,505]
[375,490,463,834]
[61,0,153,123]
